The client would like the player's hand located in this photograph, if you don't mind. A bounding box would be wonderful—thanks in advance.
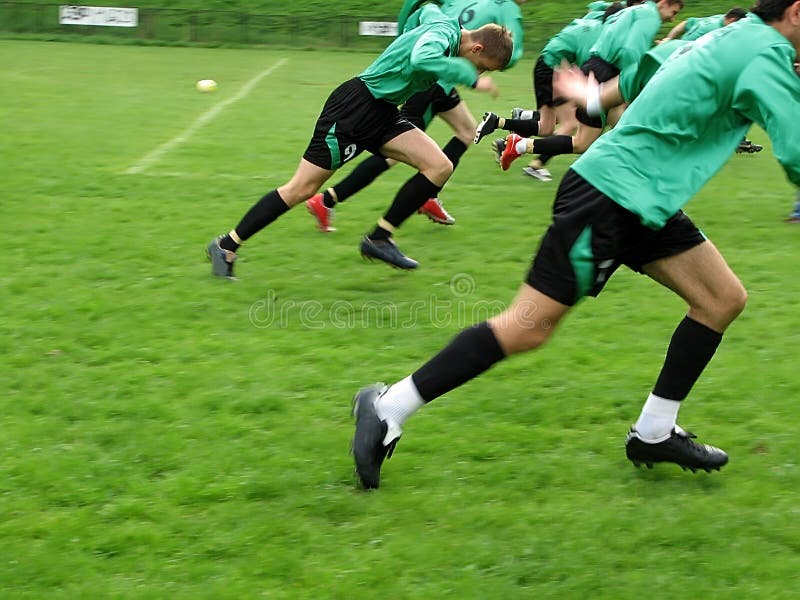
[553,60,590,107]
[475,75,499,99]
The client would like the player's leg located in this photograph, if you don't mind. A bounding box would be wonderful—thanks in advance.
[352,169,615,488]
[352,283,571,488]
[359,127,453,269]
[626,228,746,471]
[208,159,334,278]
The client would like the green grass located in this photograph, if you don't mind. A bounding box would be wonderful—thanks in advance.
[2,39,800,598]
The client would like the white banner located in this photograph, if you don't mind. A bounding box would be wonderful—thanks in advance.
[358,21,397,37]
[59,6,138,27]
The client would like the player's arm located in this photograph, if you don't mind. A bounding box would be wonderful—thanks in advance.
[660,20,687,43]
[552,62,625,115]
[733,51,800,186]
[409,28,479,88]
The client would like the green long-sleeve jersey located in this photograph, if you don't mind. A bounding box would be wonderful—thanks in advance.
[682,14,724,41]
[541,18,603,69]
[358,4,478,106]
[573,14,800,229]
[590,1,663,71]
[618,39,688,103]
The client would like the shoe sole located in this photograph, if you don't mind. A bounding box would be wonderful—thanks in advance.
[360,251,419,270]
[420,212,455,225]
[628,458,722,473]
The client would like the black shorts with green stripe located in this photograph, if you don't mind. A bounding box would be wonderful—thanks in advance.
[302,77,416,170]
[527,169,706,306]
[400,83,461,130]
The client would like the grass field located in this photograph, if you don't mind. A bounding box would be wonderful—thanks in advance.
[2,39,800,598]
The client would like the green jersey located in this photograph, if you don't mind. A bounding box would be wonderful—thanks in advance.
[590,1,663,71]
[542,18,603,69]
[573,15,800,229]
[618,39,688,103]
[682,14,724,41]
[359,4,478,106]
[402,0,524,69]
[583,1,612,21]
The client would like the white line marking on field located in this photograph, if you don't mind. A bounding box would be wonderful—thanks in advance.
[138,171,274,181]
[125,58,287,175]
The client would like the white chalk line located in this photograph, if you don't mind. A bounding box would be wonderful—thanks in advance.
[125,58,288,175]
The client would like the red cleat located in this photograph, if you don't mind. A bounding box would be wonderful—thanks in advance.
[305,193,336,232]
[418,197,455,225]
[500,134,524,171]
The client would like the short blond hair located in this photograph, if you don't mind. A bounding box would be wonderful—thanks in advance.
[472,24,514,69]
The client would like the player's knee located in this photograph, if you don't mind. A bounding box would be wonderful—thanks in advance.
[426,155,453,182]
[720,283,747,323]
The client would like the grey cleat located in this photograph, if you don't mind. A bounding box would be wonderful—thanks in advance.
[352,383,400,490]
[206,235,237,279]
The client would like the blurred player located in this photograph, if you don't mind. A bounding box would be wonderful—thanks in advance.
[207,4,512,278]
[485,0,684,171]
[351,0,800,489]
[305,0,526,239]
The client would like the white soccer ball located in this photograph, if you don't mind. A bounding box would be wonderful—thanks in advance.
[196,79,218,92]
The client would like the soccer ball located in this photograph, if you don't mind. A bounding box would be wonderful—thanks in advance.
[196,79,218,93]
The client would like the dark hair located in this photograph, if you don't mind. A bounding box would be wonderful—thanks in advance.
[626,0,645,5]
[603,2,626,21]
[725,6,748,19]
[752,0,795,22]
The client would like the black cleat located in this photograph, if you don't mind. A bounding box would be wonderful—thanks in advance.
[360,236,419,270]
[735,139,763,154]
[352,384,400,490]
[491,137,506,165]
[474,111,500,144]
[626,427,728,472]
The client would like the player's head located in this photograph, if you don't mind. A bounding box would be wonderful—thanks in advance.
[724,7,748,24]
[753,0,800,52]
[656,0,684,22]
[462,24,514,72]
[751,0,800,22]
[603,2,626,21]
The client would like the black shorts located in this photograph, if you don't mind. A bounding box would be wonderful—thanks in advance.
[575,56,620,128]
[526,169,707,306]
[400,83,462,130]
[533,55,558,108]
[303,78,416,170]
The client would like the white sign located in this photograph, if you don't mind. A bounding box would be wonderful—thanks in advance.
[359,21,398,37]
[59,6,138,27]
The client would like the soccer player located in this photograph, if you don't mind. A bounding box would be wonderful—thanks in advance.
[206,4,513,278]
[660,6,747,42]
[305,0,526,240]
[351,0,800,490]
[474,2,627,181]
[487,0,684,172]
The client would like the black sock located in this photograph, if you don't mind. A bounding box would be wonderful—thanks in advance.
[411,322,506,402]
[234,189,290,241]
[369,173,441,239]
[653,316,723,401]
[442,137,468,169]
[322,190,337,209]
[533,135,573,156]
[504,118,540,137]
[537,154,553,167]
[330,155,389,205]
[369,226,393,241]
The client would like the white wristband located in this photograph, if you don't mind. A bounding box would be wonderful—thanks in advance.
[586,83,603,117]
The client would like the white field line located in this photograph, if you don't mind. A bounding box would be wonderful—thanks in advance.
[125,58,287,175]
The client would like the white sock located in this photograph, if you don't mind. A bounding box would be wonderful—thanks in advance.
[375,376,424,444]
[634,393,681,442]
[515,138,529,155]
